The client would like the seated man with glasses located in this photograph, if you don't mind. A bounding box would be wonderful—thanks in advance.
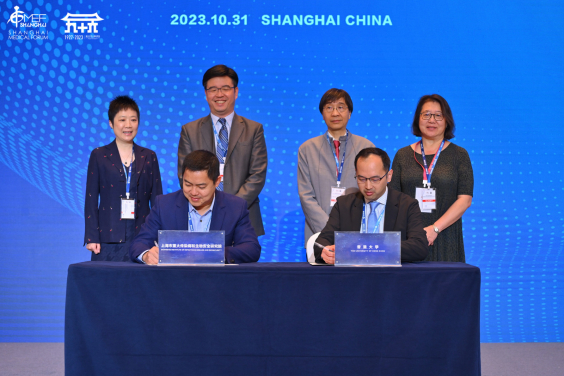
[298,88,374,249]
[177,65,267,237]
[314,148,428,264]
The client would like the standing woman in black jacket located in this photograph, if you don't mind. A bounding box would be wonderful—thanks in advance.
[84,96,162,261]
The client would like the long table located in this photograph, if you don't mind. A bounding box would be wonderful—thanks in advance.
[65,261,481,376]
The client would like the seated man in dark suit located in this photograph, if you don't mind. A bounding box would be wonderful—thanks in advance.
[130,150,261,264]
[315,148,428,264]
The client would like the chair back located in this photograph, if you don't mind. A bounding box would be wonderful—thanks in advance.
[306,232,321,263]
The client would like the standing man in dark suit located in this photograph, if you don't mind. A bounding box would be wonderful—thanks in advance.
[177,65,267,236]
[131,150,260,264]
[315,148,428,264]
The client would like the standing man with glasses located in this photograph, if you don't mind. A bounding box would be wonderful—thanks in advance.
[178,65,267,236]
[314,148,428,264]
[298,88,374,248]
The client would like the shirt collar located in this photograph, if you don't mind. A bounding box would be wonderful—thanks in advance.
[188,193,216,216]
[327,129,348,142]
[210,112,235,128]
[377,187,388,206]
[365,187,388,207]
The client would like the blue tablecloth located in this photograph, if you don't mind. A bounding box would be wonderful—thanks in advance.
[65,261,481,376]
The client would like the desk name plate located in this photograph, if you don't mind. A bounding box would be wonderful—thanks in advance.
[158,230,225,265]
[334,231,401,267]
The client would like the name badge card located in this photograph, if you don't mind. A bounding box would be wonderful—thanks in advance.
[330,186,346,207]
[158,230,225,265]
[121,198,135,219]
[334,231,401,267]
[219,163,225,182]
[415,187,436,213]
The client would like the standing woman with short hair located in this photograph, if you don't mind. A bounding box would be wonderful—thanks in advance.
[84,96,162,261]
[389,94,473,262]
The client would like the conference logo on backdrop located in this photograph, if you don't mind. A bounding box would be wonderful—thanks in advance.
[6,6,48,40]
[60,12,104,40]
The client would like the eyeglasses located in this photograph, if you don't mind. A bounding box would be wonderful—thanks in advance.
[324,105,349,113]
[206,85,235,95]
[355,171,389,184]
[420,112,443,121]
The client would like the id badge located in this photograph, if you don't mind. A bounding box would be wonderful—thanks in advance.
[330,186,346,207]
[219,163,225,182]
[415,187,436,213]
[121,198,135,219]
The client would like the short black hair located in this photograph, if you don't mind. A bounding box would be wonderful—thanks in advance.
[354,148,391,172]
[318,88,353,114]
[202,65,239,89]
[108,95,140,125]
[182,150,220,182]
[411,94,456,140]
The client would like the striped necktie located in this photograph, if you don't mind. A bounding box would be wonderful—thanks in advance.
[216,118,228,191]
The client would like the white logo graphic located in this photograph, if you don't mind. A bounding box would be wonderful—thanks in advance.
[61,13,104,34]
[8,30,48,40]
[8,6,47,28]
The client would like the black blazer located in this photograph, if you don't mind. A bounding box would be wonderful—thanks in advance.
[315,189,428,263]
[84,140,162,244]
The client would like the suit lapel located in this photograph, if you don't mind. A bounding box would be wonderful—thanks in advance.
[351,192,364,231]
[133,142,143,186]
[175,191,189,230]
[106,140,124,176]
[319,133,336,177]
[209,191,226,231]
[384,188,399,231]
[200,115,215,151]
[226,113,243,162]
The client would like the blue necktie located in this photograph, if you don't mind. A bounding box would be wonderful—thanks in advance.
[367,201,380,233]
[216,118,228,191]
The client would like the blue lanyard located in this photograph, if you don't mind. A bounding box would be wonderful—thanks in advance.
[213,121,228,158]
[419,139,445,187]
[361,202,385,233]
[122,145,134,199]
[188,210,211,232]
[325,131,348,186]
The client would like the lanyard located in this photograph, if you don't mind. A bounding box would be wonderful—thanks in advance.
[326,131,348,187]
[213,121,228,158]
[188,210,211,232]
[361,202,385,233]
[122,145,134,199]
[416,139,445,187]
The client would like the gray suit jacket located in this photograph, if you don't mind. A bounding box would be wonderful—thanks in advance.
[297,131,374,246]
[177,113,267,236]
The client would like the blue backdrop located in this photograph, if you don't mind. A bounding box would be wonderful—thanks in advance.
[0,0,563,342]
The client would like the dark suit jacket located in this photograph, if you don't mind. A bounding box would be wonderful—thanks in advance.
[177,113,267,236]
[84,140,162,244]
[315,189,428,263]
[129,190,261,264]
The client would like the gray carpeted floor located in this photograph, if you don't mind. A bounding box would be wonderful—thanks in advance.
[0,343,64,376]
[1,342,563,375]
[480,343,564,376]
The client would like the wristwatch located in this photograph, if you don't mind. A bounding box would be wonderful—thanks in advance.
[433,225,440,234]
